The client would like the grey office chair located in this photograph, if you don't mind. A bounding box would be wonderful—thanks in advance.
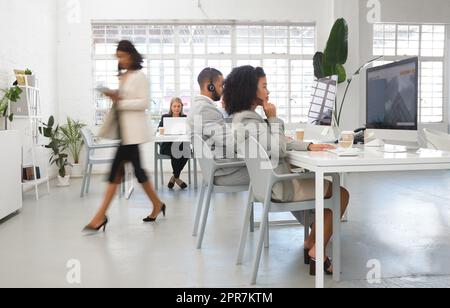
[192,134,254,249]
[80,127,122,197]
[236,136,338,284]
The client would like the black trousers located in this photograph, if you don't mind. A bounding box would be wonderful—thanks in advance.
[160,142,189,179]
[108,144,148,184]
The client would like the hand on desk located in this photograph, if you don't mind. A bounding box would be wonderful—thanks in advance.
[308,144,336,152]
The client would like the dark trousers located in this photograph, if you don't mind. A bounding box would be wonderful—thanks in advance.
[160,142,189,179]
[108,144,148,184]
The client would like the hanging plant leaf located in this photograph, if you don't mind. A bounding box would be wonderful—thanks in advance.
[324,18,349,66]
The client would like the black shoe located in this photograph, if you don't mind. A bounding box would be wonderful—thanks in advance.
[309,257,333,276]
[83,217,108,233]
[304,248,311,265]
[168,176,175,189]
[175,178,188,190]
[143,204,166,222]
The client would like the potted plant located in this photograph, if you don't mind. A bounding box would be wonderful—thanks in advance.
[0,86,22,130]
[59,117,86,178]
[313,18,349,129]
[40,116,71,187]
[24,68,35,87]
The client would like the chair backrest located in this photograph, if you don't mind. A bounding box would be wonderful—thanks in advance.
[192,134,216,181]
[240,136,276,202]
[81,127,95,148]
[423,129,450,151]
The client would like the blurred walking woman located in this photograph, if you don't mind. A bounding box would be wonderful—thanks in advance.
[84,40,166,233]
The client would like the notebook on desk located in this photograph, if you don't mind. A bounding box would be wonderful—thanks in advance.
[326,148,361,156]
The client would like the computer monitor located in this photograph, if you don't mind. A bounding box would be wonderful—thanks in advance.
[366,57,418,130]
[307,76,337,126]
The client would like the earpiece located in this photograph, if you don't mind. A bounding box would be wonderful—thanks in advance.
[207,67,216,93]
[208,83,216,92]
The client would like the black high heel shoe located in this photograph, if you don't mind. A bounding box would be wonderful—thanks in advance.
[83,217,108,233]
[143,204,166,222]
[309,257,333,276]
[304,248,311,265]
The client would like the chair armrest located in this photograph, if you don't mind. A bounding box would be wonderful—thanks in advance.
[272,172,315,184]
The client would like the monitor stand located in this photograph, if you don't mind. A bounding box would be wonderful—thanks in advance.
[365,138,385,147]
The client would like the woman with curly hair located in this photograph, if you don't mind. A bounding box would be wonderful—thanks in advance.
[223,65,350,276]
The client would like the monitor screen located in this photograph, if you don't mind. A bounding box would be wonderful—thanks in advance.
[366,57,418,130]
[308,76,337,126]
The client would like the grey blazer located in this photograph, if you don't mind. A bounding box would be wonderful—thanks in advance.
[232,110,311,202]
[187,95,243,177]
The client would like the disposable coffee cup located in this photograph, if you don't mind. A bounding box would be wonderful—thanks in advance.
[295,129,305,141]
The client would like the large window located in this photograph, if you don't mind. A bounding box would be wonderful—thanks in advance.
[373,23,447,123]
[92,23,315,125]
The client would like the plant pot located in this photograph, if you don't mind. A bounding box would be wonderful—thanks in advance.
[0,117,5,131]
[57,175,70,187]
[71,163,83,178]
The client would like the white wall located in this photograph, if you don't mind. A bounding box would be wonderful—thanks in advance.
[0,0,58,178]
[55,0,338,172]
[0,0,58,123]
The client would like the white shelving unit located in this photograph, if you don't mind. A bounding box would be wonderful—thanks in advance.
[13,75,50,200]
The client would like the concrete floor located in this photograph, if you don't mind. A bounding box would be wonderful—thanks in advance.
[1,170,450,288]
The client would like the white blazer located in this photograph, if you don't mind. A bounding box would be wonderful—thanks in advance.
[99,70,152,145]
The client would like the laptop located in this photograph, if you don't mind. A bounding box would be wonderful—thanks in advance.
[164,117,188,135]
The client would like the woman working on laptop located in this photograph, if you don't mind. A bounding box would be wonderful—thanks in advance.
[158,97,189,189]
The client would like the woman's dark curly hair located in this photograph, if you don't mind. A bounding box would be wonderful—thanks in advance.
[223,66,266,115]
[117,40,144,74]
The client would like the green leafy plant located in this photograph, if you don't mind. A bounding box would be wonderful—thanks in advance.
[0,86,23,129]
[24,69,33,75]
[314,18,348,126]
[40,116,71,178]
[59,118,86,164]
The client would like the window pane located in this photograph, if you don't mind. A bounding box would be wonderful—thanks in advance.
[373,24,397,56]
[291,60,314,123]
[290,26,315,55]
[396,25,420,56]
[206,26,231,54]
[263,59,289,121]
[236,26,262,54]
[421,25,446,57]
[264,26,288,54]
[420,61,443,123]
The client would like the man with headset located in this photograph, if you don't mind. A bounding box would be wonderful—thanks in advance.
[188,67,250,186]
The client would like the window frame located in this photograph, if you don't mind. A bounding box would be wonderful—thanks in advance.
[372,23,448,124]
[92,21,317,125]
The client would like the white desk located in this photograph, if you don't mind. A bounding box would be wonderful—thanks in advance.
[0,130,22,220]
[153,134,198,190]
[287,145,450,288]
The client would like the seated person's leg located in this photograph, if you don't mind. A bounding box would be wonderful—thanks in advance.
[214,168,250,186]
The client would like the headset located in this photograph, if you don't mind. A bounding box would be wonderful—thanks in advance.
[207,67,216,93]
